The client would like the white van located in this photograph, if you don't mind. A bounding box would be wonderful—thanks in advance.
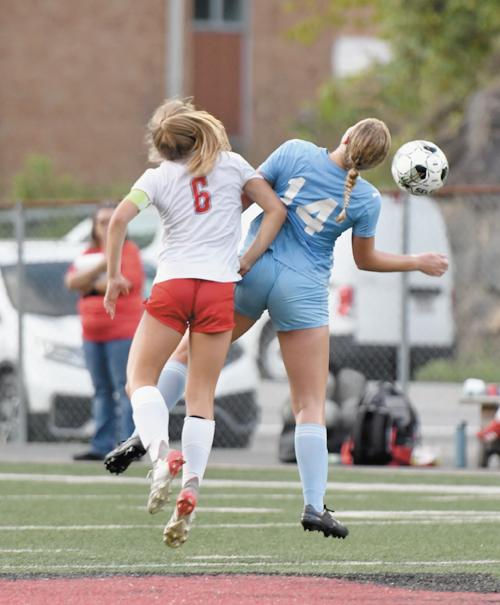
[251,194,455,380]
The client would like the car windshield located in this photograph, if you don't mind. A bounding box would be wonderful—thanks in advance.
[1,262,79,316]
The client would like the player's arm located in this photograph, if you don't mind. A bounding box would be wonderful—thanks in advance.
[241,171,273,211]
[352,234,449,276]
[238,178,286,276]
[104,195,141,318]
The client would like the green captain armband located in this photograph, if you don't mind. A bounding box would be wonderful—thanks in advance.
[125,189,151,212]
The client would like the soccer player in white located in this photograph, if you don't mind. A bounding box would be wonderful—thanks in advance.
[104,98,286,548]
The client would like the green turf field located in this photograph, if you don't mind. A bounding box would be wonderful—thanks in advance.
[1,463,499,577]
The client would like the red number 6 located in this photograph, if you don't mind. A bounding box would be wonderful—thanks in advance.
[191,176,212,214]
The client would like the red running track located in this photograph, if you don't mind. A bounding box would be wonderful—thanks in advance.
[1,575,499,605]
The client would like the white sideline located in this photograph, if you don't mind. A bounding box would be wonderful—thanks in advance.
[1,508,500,531]
[2,559,500,572]
[1,473,500,495]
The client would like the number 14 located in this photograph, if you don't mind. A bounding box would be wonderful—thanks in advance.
[282,177,338,236]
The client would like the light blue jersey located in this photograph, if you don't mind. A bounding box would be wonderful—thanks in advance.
[241,139,381,287]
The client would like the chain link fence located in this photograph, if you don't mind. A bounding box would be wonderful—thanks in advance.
[1,189,500,449]
[0,199,262,448]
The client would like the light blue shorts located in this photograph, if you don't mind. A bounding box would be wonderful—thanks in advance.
[234,251,329,332]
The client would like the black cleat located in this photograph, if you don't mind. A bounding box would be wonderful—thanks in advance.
[301,504,349,539]
[104,434,147,475]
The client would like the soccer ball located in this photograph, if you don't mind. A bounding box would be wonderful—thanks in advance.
[391,140,449,196]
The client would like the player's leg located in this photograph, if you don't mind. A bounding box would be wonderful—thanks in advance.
[278,327,348,539]
[103,314,257,474]
[268,265,348,539]
[164,280,234,548]
[277,325,329,508]
[105,259,267,475]
[164,328,233,548]
[127,310,186,513]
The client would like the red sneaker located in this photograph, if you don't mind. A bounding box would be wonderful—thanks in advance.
[164,484,198,549]
[147,445,185,514]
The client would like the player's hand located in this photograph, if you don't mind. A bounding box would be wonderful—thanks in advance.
[238,254,253,277]
[104,276,131,319]
[415,252,449,276]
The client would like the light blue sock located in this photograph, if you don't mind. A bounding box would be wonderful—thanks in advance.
[157,360,188,412]
[294,423,328,512]
[129,360,187,439]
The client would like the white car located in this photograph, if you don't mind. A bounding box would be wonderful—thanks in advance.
[0,208,261,446]
[0,240,93,441]
[244,194,455,381]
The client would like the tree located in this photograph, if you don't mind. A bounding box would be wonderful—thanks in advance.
[284,0,500,184]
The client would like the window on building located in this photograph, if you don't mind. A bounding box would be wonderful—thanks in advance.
[223,0,242,22]
[194,0,210,21]
[193,0,243,26]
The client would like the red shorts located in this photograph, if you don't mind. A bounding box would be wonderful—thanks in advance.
[143,279,235,335]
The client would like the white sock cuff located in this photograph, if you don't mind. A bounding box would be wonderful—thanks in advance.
[131,386,165,411]
[295,423,327,440]
[165,360,188,378]
[183,417,215,451]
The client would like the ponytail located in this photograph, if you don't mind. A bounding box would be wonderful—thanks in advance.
[147,98,231,176]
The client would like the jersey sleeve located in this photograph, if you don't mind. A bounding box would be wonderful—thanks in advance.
[127,168,159,211]
[258,140,300,185]
[231,153,263,186]
[352,190,382,238]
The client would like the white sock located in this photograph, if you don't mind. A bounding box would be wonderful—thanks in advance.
[181,416,215,487]
[131,386,170,463]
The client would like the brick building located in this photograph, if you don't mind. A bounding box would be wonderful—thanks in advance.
[0,0,340,193]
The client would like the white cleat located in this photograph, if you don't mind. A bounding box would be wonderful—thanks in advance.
[147,444,185,515]
[164,479,198,548]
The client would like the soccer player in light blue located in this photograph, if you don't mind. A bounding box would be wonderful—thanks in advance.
[105,118,449,539]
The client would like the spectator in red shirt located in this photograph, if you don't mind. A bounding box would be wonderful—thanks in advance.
[66,201,145,461]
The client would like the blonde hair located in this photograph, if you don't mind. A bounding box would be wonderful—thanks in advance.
[146,98,231,176]
[335,118,391,224]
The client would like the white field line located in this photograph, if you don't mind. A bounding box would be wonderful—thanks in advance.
[188,555,273,560]
[0,549,79,553]
[0,493,300,501]
[2,560,500,572]
[1,473,500,495]
[1,509,500,531]
[119,506,284,513]
[0,495,144,500]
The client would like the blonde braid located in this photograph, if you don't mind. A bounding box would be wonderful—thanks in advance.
[335,167,359,224]
[334,118,391,224]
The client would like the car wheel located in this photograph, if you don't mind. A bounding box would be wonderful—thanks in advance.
[258,321,287,381]
[0,372,20,441]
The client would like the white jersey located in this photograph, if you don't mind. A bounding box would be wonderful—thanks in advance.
[132,152,262,284]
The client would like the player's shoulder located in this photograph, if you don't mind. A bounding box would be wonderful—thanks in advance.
[278,139,321,156]
[354,176,382,202]
[215,151,252,169]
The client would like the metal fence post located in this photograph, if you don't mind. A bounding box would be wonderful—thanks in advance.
[398,194,410,396]
[15,200,28,442]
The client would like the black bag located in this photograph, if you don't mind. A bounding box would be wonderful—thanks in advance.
[348,382,420,466]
